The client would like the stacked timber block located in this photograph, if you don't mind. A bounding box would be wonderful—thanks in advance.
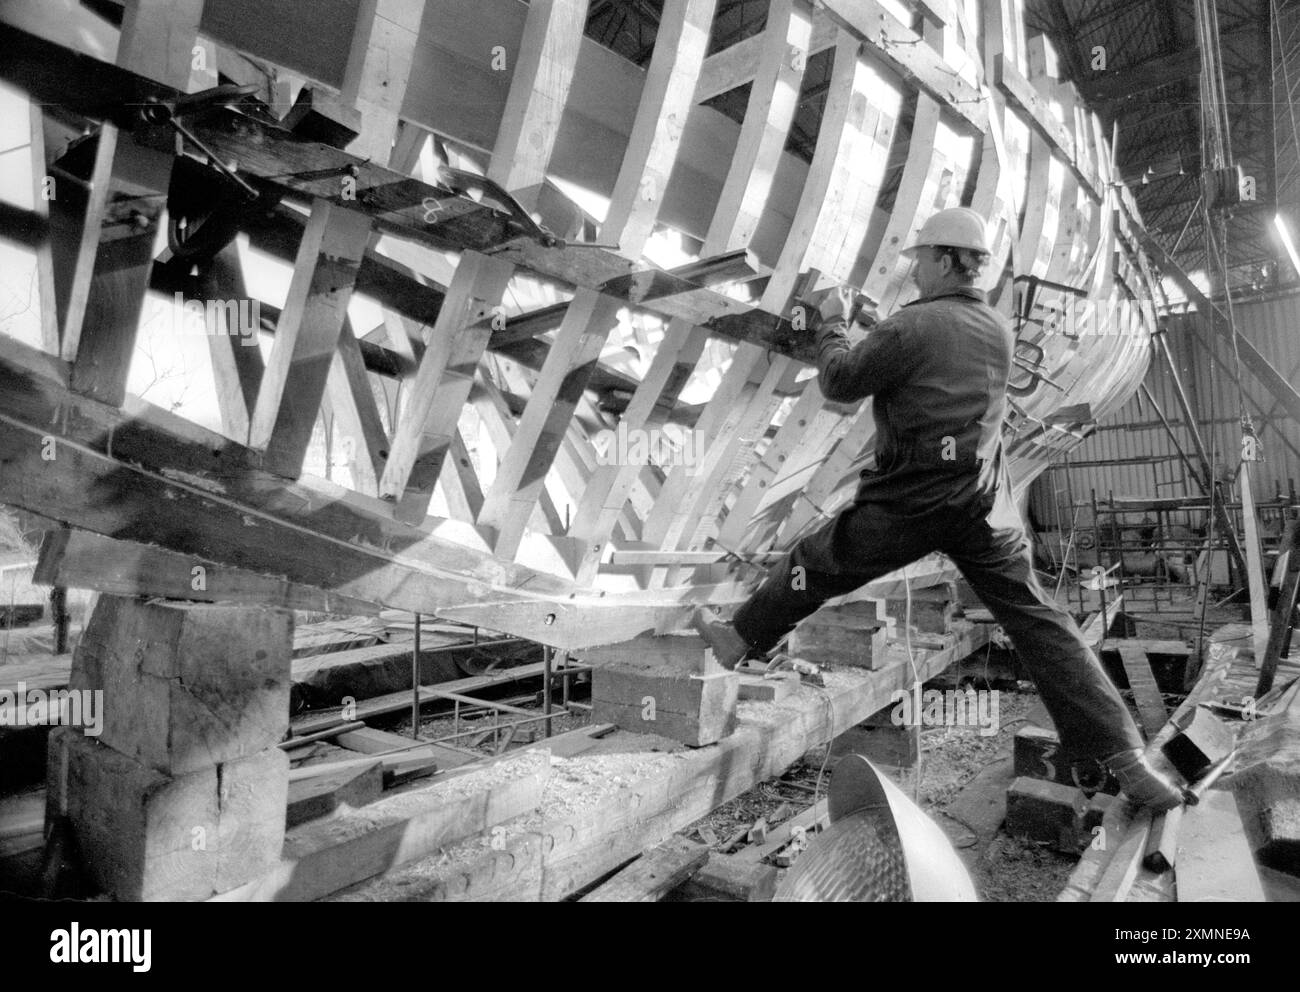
[1014,726,1119,795]
[47,595,292,900]
[883,580,958,636]
[788,601,889,669]
[1005,777,1114,853]
[831,706,918,767]
[1161,706,1233,781]
[588,634,738,747]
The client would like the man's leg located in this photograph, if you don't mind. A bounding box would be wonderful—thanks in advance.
[940,519,1141,760]
[941,517,1182,811]
[723,502,933,659]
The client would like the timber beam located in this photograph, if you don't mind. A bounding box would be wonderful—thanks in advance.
[319,621,991,902]
[0,22,817,365]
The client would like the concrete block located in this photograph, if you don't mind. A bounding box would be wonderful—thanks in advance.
[70,596,292,775]
[47,728,287,901]
[592,664,738,746]
[1005,776,1113,853]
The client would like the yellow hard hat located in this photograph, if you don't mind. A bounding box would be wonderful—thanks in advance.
[901,206,991,256]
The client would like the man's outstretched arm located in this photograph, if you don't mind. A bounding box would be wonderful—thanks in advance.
[814,312,914,403]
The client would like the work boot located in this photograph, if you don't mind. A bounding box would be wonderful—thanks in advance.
[1104,748,1185,812]
[691,607,751,670]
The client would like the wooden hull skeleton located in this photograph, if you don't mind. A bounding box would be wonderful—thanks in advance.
[0,0,1165,652]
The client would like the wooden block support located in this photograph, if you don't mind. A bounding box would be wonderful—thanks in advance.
[1005,776,1113,854]
[1161,706,1234,782]
[789,605,889,669]
[884,582,958,635]
[592,664,738,747]
[677,852,778,902]
[581,633,719,673]
[69,596,292,776]
[47,728,288,901]
[831,723,918,767]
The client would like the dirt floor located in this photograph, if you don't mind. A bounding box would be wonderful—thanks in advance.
[677,682,1079,902]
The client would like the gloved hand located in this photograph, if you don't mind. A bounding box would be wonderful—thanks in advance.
[817,285,854,324]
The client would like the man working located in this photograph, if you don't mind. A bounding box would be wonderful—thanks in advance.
[697,206,1183,812]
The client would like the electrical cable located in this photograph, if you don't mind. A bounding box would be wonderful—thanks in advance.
[903,574,923,803]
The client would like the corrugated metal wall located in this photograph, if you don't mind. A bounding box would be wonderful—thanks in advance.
[1029,289,1300,528]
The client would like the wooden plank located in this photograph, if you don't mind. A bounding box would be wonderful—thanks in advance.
[286,760,383,828]
[379,252,513,520]
[469,370,567,535]
[247,198,373,475]
[567,0,812,580]
[246,0,423,475]
[488,0,587,203]
[200,243,264,441]
[771,88,965,545]
[1116,642,1168,739]
[637,0,812,565]
[665,31,875,567]
[212,749,551,902]
[324,320,389,495]
[0,24,814,365]
[1090,808,1152,902]
[382,0,588,526]
[994,53,1100,200]
[25,98,59,354]
[694,8,836,103]
[33,529,379,616]
[1174,788,1266,902]
[1239,462,1272,667]
[478,0,716,559]
[0,336,621,636]
[578,837,710,901]
[65,0,204,404]
[734,799,829,863]
[819,0,986,133]
[1257,512,1300,697]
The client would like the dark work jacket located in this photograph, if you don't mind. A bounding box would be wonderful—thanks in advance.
[814,286,1015,521]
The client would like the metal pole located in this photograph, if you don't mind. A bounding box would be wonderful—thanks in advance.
[1092,488,1108,648]
[543,645,554,738]
[1140,381,1201,496]
[1110,489,1127,618]
[411,612,421,739]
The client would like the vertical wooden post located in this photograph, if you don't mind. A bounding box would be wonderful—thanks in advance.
[63,0,205,405]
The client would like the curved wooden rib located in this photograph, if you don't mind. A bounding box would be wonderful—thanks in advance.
[0,0,1170,650]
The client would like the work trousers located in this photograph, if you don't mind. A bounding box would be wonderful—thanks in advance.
[732,498,1143,762]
